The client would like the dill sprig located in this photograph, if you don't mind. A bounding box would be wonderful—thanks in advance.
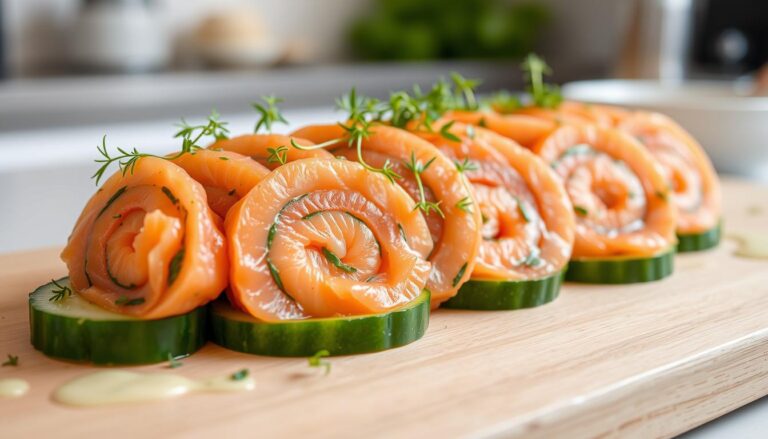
[266,145,289,165]
[450,73,481,111]
[522,54,562,109]
[438,121,461,142]
[455,158,478,173]
[404,151,443,218]
[308,350,331,375]
[2,354,18,367]
[49,278,72,302]
[92,111,230,185]
[456,196,473,214]
[252,95,289,134]
[292,88,401,184]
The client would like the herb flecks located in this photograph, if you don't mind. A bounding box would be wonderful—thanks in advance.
[2,354,19,367]
[455,158,478,173]
[115,295,145,306]
[266,145,289,165]
[522,54,562,109]
[574,206,589,216]
[322,247,357,274]
[93,111,229,185]
[252,95,288,134]
[308,350,331,375]
[452,262,468,287]
[166,353,183,369]
[49,278,73,302]
[405,152,444,218]
[230,369,249,381]
[439,121,461,142]
[456,196,473,214]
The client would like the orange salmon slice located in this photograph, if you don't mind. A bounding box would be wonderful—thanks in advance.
[619,111,721,234]
[415,121,575,280]
[225,158,432,321]
[209,134,333,169]
[171,149,269,218]
[446,110,557,148]
[291,123,482,307]
[534,125,677,258]
[60,157,228,318]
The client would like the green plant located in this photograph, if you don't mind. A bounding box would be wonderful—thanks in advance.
[348,0,549,61]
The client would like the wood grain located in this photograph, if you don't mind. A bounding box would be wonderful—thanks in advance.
[1,178,767,439]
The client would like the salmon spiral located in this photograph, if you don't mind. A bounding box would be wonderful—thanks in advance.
[619,112,721,234]
[415,121,574,280]
[225,158,432,321]
[61,157,229,318]
[291,124,482,307]
[534,125,677,258]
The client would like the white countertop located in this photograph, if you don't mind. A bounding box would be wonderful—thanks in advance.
[0,110,766,436]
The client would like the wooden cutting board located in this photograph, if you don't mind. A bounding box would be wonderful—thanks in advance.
[1,178,767,438]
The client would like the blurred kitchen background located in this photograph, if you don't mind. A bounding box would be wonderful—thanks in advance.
[0,0,767,252]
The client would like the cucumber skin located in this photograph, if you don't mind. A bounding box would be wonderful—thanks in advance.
[441,271,563,310]
[565,250,674,284]
[29,279,207,365]
[677,223,721,253]
[209,292,430,357]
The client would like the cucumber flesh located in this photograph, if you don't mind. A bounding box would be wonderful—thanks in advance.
[209,291,430,357]
[565,249,674,284]
[677,223,721,252]
[29,278,206,365]
[441,271,563,310]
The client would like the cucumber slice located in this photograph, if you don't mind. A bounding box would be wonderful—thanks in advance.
[441,271,563,310]
[565,249,674,284]
[209,291,430,357]
[29,278,206,365]
[677,223,721,252]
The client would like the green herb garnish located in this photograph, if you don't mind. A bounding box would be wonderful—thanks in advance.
[230,369,249,381]
[266,145,289,165]
[574,206,589,216]
[2,354,18,367]
[166,353,183,369]
[522,54,562,109]
[322,247,357,274]
[308,350,331,375]
[252,95,288,134]
[455,158,478,173]
[456,196,473,214]
[439,121,461,142]
[487,91,522,113]
[49,278,72,302]
[404,152,443,218]
[93,111,229,185]
[450,72,481,111]
[516,198,533,223]
[452,262,468,287]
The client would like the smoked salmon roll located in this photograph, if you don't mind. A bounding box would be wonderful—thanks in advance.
[214,158,432,356]
[209,134,333,169]
[60,156,229,319]
[413,121,575,309]
[513,102,626,128]
[291,123,483,307]
[446,110,557,149]
[170,149,269,218]
[534,125,678,283]
[619,112,722,251]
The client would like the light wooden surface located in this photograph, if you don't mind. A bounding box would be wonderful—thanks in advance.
[1,178,767,439]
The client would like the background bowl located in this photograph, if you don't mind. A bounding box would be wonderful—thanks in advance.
[563,80,768,181]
